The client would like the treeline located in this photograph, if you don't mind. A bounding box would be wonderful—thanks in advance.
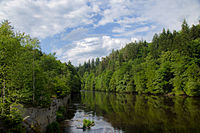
[0,20,81,129]
[78,20,200,96]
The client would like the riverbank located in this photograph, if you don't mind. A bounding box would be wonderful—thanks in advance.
[22,95,70,133]
[0,95,70,133]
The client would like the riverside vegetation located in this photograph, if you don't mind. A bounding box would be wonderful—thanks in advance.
[78,20,200,96]
[82,119,95,129]
[0,20,200,132]
[0,20,81,132]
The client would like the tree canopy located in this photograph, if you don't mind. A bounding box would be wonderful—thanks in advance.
[78,20,200,96]
[0,21,81,131]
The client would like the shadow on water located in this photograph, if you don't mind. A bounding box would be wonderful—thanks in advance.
[60,91,200,133]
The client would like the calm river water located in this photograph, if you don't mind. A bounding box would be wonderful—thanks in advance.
[60,91,200,133]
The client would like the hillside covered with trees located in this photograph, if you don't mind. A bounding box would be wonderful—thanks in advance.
[0,19,200,132]
[0,20,81,131]
[78,20,200,96]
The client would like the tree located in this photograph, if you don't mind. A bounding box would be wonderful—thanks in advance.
[78,20,200,96]
[0,20,21,111]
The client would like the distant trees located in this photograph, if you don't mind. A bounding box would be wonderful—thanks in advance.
[78,20,200,96]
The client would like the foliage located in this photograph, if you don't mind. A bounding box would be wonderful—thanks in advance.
[0,103,25,133]
[83,119,94,129]
[78,20,200,96]
[0,20,81,106]
[0,20,81,131]
[56,106,66,121]
[46,121,60,133]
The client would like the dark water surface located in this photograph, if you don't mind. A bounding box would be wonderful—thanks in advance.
[60,91,200,133]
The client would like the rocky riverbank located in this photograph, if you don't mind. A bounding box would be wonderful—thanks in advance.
[21,95,70,133]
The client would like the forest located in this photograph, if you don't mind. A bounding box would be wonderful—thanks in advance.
[0,19,200,132]
[78,20,200,96]
[0,20,81,132]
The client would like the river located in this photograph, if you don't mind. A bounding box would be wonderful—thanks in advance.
[60,91,200,133]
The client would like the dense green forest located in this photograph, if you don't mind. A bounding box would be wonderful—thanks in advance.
[78,20,200,96]
[0,19,200,132]
[0,20,81,131]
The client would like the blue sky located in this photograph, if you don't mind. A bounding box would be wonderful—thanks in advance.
[0,0,200,65]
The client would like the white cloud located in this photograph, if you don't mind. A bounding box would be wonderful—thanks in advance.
[0,0,200,65]
[54,48,63,56]
[112,27,125,33]
[54,36,132,65]
[61,27,89,41]
[112,25,158,42]
[96,0,135,26]
[101,36,127,50]
[1,0,199,39]
[98,0,200,40]
[0,0,94,38]
[142,0,200,30]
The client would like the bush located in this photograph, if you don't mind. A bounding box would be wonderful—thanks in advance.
[46,122,60,133]
[1,103,25,133]
[83,119,94,129]
[56,106,66,121]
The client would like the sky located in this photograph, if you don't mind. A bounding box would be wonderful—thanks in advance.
[0,0,200,65]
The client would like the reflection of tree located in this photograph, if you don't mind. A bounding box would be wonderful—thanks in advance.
[81,91,200,133]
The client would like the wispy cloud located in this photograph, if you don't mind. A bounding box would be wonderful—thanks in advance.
[61,27,89,41]
[0,0,199,65]
[0,0,93,38]
[54,36,132,65]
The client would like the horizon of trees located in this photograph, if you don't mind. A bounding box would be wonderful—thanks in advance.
[78,20,200,96]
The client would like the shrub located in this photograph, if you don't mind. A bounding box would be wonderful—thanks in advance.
[46,122,60,133]
[83,119,94,129]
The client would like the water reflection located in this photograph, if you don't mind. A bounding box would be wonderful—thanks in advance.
[61,91,200,133]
